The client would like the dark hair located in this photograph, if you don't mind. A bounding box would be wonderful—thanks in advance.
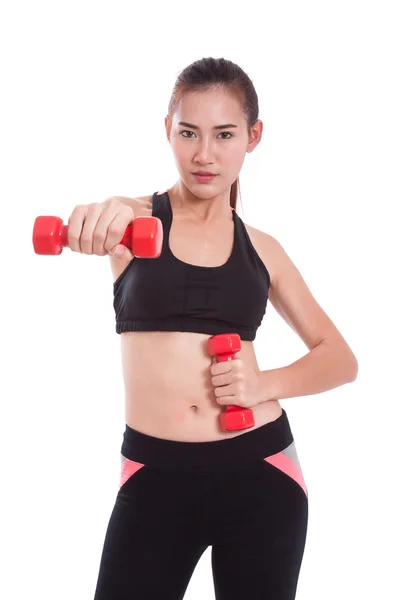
[167,57,259,211]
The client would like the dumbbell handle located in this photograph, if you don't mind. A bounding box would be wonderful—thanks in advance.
[50,223,133,249]
[53,217,134,250]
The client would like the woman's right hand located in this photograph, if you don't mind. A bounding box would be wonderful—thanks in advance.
[67,197,135,260]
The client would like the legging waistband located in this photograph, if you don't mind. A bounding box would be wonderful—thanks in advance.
[121,409,294,470]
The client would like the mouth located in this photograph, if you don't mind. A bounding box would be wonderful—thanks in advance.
[193,171,217,176]
[193,172,218,182]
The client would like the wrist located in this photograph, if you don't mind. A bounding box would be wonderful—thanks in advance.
[258,369,280,403]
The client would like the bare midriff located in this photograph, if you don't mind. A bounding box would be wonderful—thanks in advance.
[121,331,282,442]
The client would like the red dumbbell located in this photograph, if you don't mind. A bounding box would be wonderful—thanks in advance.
[32,215,163,258]
[207,333,255,432]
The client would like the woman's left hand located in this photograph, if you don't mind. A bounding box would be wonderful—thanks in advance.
[210,357,265,409]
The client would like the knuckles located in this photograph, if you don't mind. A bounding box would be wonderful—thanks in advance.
[86,202,101,215]
[105,196,119,206]
[80,235,92,244]
[107,224,123,236]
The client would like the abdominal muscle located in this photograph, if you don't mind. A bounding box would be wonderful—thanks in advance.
[120,330,283,442]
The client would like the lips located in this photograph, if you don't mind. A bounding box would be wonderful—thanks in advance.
[193,172,217,183]
[193,172,216,176]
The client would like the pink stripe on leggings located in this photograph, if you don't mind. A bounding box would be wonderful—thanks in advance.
[264,452,308,497]
[120,458,145,488]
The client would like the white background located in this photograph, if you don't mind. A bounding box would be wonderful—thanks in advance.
[1,1,399,598]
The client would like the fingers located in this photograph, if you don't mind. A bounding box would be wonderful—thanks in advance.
[103,207,135,256]
[214,384,236,401]
[66,197,135,256]
[109,243,134,261]
[212,373,230,387]
[80,203,104,254]
[68,204,88,252]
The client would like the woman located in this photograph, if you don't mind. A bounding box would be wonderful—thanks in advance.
[68,57,358,599]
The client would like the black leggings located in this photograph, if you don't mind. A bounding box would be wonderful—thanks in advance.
[93,409,309,599]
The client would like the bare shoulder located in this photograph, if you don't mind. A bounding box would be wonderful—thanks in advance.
[243,221,304,290]
[241,221,280,286]
[108,194,154,282]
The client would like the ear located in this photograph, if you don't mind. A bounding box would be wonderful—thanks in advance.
[165,115,171,143]
[247,119,263,154]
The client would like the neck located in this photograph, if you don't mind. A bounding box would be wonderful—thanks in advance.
[169,180,233,224]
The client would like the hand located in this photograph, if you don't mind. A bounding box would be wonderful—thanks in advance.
[209,357,265,409]
[67,197,135,259]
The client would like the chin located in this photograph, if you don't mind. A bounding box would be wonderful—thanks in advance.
[191,185,220,198]
[184,178,215,193]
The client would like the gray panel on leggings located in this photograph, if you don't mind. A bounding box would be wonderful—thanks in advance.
[282,440,302,471]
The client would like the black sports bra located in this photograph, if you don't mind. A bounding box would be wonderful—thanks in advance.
[113,190,271,341]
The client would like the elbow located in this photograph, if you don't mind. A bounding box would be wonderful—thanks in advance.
[350,358,359,381]
[345,353,359,382]
[323,337,359,382]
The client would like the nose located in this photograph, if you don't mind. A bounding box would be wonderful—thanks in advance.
[194,137,216,165]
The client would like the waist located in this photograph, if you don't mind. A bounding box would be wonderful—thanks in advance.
[121,408,293,471]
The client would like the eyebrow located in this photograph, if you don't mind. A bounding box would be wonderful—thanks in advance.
[178,121,238,130]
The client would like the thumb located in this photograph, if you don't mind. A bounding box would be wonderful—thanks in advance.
[110,244,134,260]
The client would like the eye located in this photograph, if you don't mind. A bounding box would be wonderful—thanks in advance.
[218,132,233,140]
[180,130,195,138]
[179,130,233,139]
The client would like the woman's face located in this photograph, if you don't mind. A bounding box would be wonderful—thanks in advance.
[165,88,262,197]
